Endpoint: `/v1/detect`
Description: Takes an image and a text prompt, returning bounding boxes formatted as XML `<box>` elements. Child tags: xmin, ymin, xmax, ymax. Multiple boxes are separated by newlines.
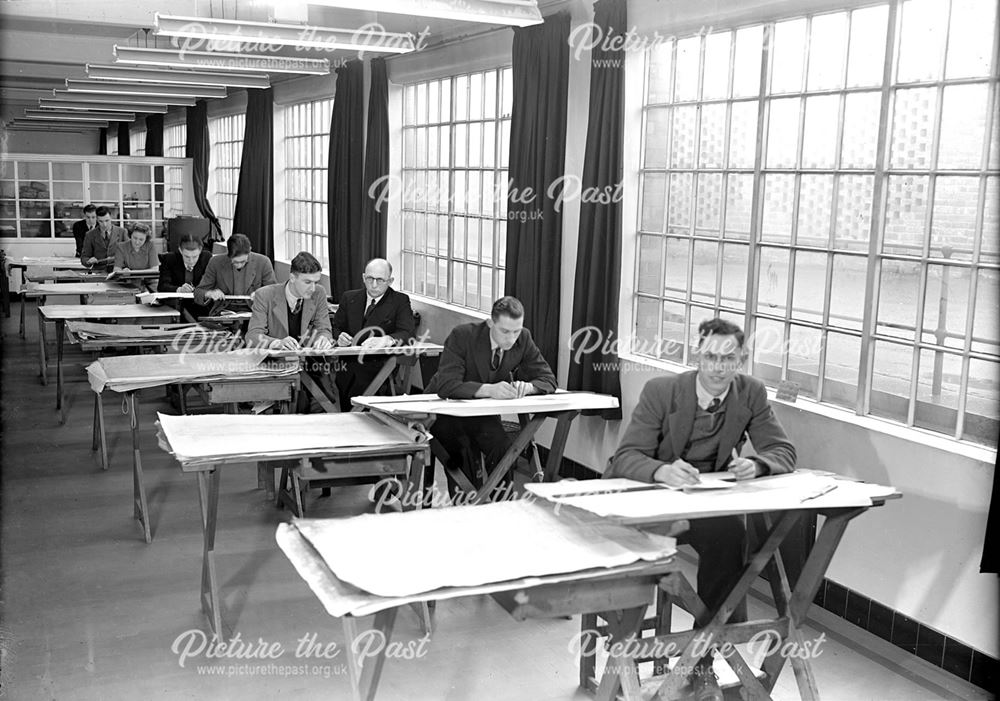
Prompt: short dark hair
<box><xmin>95</xmin><ymin>206</ymin><xmax>112</xmax><ymax>218</ymax></box>
<box><xmin>131</xmin><ymin>223</ymin><xmax>150</xmax><ymax>236</ymax></box>
<box><xmin>491</xmin><ymin>296</ymin><xmax>524</xmax><ymax>321</ymax></box>
<box><xmin>697</xmin><ymin>318</ymin><xmax>745</xmax><ymax>348</ymax></box>
<box><xmin>227</xmin><ymin>233</ymin><xmax>252</xmax><ymax>257</ymax></box>
<box><xmin>83</xmin><ymin>204</ymin><xmax>97</xmax><ymax>215</ymax></box>
<box><xmin>178</xmin><ymin>233</ymin><xmax>203</xmax><ymax>250</ymax></box>
<box><xmin>290</xmin><ymin>251</ymin><xmax>322</xmax><ymax>275</ymax></box>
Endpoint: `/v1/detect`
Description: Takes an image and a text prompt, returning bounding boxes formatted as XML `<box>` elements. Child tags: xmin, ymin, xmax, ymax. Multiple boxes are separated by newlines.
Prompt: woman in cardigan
<box><xmin>113</xmin><ymin>223</ymin><xmax>158</xmax><ymax>271</ymax></box>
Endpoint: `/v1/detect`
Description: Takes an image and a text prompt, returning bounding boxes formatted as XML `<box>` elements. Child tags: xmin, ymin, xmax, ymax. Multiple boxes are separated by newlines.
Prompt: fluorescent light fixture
<box><xmin>66</xmin><ymin>79</ymin><xmax>227</xmax><ymax>99</ymax></box>
<box><xmin>7</xmin><ymin>123</ymin><xmax>101</xmax><ymax>132</ymax></box>
<box><xmin>87</xmin><ymin>63</ymin><xmax>271</xmax><ymax>89</ymax></box>
<box><xmin>114</xmin><ymin>46</ymin><xmax>330</xmax><ymax>75</ymax></box>
<box><xmin>52</xmin><ymin>89</ymin><xmax>197</xmax><ymax>107</ymax></box>
<box><xmin>26</xmin><ymin>108</ymin><xmax>135</xmax><ymax>122</ymax></box>
<box><xmin>154</xmin><ymin>13</ymin><xmax>416</xmax><ymax>53</ymax></box>
<box><xmin>11</xmin><ymin>118</ymin><xmax>110</xmax><ymax>128</ymax></box>
<box><xmin>40</xmin><ymin>99</ymin><xmax>169</xmax><ymax>114</ymax></box>
<box><xmin>306</xmin><ymin>0</ymin><xmax>543</xmax><ymax>27</ymax></box>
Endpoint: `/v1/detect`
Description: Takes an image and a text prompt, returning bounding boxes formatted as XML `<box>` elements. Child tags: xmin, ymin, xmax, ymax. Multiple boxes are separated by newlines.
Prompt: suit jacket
<box><xmin>331</xmin><ymin>287</ymin><xmax>415</xmax><ymax>345</ymax></box>
<box><xmin>80</xmin><ymin>226</ymin><xmax>128</xmax><ymax>269</ymax></box>
<box><xmin>246</xmin><ymin>282</ymin><xmax>332</xmax><ymax>347</ymax></box>
<box><xmin>193</xmin><ymin>252</ymin><xmax>276</xmax><ymax>304</ymax></box>
<box><xmin>426</xmin><ymin>321</ymin><xmax>557</xmax><ymax>399</ymax></box>
<box><xmin>158</xmin><ymin>250</ymin><xmax>213</xmax><ymax>292</ymax></box>
<box><xmin>607</xmin><ymin>371</ymin><xmax>796</xmax><ymax>482</ymax></box>
<box><xmin>72</xmin><ymin>220</ymin><xmax>90</xmax><ymax>256</ymax></box>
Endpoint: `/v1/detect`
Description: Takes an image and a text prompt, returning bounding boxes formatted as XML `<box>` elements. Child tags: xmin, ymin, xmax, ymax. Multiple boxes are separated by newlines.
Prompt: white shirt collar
<box><xmin>695</xmin><ymin>374</ymin><xmax>731</xmax><ymax>410</ymax></box>
<box><xmin>284</xmin><ymin>282</ymin><xmax>304</xmax><ymax>309</ymax></box>
<box><xmin>366</xmin><ymin>293</ymin><xmax>384</xmax><ymax>307</ymax></box>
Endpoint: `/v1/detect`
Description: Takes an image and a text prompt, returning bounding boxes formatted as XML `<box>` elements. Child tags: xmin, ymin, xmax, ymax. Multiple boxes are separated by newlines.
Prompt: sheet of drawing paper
<box><xmin>291</xmin><ymin>499</ymin><xmax>677</xmax><ymax>597</ymax></box>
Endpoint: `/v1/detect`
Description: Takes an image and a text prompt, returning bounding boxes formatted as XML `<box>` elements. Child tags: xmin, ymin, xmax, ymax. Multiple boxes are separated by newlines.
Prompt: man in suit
<box><xmin>194</xmin><ymin>233</ymin><xmax>276</xmax><ymax>311</ymax></box>
<box><xmin>158</xmin><ymin>233</ymin><xmax>214</xmax><ymax>320</ymax></box>
<box><xmin>248</xmin><ymin>251</ymin><xmax>333</xmax><ymax>413</ymax></box>
<box><xmin>606</xmin><ymin>317</ymin><xmax>796</xmax><ymax>701</ymax></box>
<box><xmin>425</xmin><ymin>295</ymin><xmax>557</xmax><ymax>501</ymax></box>
<box><xmin>330</xmin><ymin>258</ymin><xmax>415</xmax><ymax>410</ymax></box>
<box><xmin>72</xmin><ymin>204</ymin><xmax>97</xmax><ymax>257</ymax></box>
<box><xmin>79</xmin><ymin>206</ymin><xmax>128</xmax><ymax>271</ymax></box>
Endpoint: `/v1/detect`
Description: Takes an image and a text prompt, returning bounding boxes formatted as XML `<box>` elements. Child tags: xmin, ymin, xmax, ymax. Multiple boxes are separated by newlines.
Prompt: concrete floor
<box><xmin>0</xmin><ymin>299</ymin><xmax>991</xmax><ymax>700</ymax></box>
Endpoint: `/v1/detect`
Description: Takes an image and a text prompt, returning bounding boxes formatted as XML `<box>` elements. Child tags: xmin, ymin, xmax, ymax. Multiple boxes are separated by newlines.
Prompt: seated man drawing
<box><xmin>425</xmin><ymin>295</ymin><xmax>556</xmax><ymax>502</ymax></box>
<box><xmin>606</xmin><ymin>317</ymin><xmax>796</xmax><ymax>701</ymax></box>
<box><xmin>158</xmin><ymin>233</ymin><xmax>214</xmax><ymax>320</ymax></box>
<box><xmin>247</xmin><ymin>251</ymin><xmax>334</xmax><ymax>412</ymax></box>
<box><xmin>80</xmin><ymin>206</ymin><xmax>128</xmax><ymax>272</ymax></box>
<box><xmin>194</xmin><ymin>233</ymin><xmax>276</xmax><ymax>313</ymax></box>
<box><xmin>330</xmin><ymin>258</ymin><xmax>415</xmax><ymax>410</ymax></box>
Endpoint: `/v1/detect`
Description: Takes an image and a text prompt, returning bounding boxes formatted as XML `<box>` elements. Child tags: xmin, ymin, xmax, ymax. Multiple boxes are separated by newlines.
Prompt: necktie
<box><xmin>291</xmin><ymin>299</ymin><xmax>302</xmax><ymax>314</ymax></box>
<box><xmin>364</xmin><ymin>298</ymin><xmax>377</xmax><ymax>321</ymax></box>
<box><xmin>491</xmin><ymin>347</ymin><xmax>502</xmax><ymax>371</ymax></box>
<box><xmin>706</xmin><ymin>397</ymin><xmax>721</xmax><ymax>413</ymax></box>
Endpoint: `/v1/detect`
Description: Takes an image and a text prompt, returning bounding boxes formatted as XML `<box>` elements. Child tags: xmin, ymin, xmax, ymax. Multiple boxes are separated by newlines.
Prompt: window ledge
<box><xmin>618</xmin><ymin>351</ymin><xmax>998</xmax><ymax>465</ymax></box>
<box><xmin>407</xmin><ymin>292</ymin><xmax>491</xmax><ymax>322</ymax></box>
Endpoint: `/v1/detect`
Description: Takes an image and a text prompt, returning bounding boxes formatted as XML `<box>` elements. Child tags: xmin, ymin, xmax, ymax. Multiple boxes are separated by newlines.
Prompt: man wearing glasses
<box><xmin>606</xmin><ymin>317</ymin><xmax>796</xmax><ymax>701</ymax></box>
<box><xmin>330</xmin><ymin>258</ymin><xmax>415</xmax><ymax>410</ymax></box>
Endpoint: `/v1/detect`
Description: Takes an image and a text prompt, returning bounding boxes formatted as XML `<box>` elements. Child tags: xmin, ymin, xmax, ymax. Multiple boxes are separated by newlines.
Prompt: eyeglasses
<box><xmin>364</xmin><ymin>275</ymin><xmax>389</xmax><ymax>285</ymax></box>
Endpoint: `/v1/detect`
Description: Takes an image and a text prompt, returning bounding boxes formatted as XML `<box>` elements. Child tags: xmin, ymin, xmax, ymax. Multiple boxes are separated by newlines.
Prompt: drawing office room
<box><xmin>0</xmin><ymin>0</ymin><xmax>997</xmax><ymax>699</ymax></box>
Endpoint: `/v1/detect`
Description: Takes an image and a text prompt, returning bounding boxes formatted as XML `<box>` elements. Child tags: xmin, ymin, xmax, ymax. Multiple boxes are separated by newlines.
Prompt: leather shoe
<box><xmin>690</xmin><ymin>665</ymin><xmax>723</xmax><ymax>701</ymax></box>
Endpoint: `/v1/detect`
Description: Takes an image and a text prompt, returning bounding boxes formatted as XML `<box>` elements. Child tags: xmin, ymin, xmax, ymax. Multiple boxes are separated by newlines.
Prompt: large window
<box><xmin>634</xmin><ymin>0</ymin><xmax>999</xmax><ymax>444</ymax></box>
<box><xmin>284</xmin><ymin>98</ymin><xmax>333</xmax><ymax>267</ymax></box>
<box><xmin>208</xmin><ymin>113</ymin><xmax>245</xmax><ymax>238</ymax></box>
<box><xmin>401</xmin><ymin>68</ymin><xmax>512</xmax><ymax>312</ymax></box>
<box><xmin>129</xmin><ymin>124</ymin><xmax>146</xmax><ymax>157</ymax></box>
<box><xmin>163</xmin><ymin>122</ymin><xmax>186</xmax><ymax>218</ymax></box>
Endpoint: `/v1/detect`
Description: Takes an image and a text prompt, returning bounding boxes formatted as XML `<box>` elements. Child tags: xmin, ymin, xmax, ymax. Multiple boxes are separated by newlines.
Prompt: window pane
<box><xmin>674</xmin><ymin>37</ymin><xmax>700</xmax><ymax>101</ymax></box>
<box><xmin>834</xmin><ymin>175</ymin><xmax>873</xmax><ymax>249</ymax></box>
<box><xmin>637</xmin><ymin>234</ymin><xmax>664</xmax><ymax>294</ymax></box>
<box><xmin>823</xmin><ymin>332</ymin><xmax>861</xmax><ymax>408</ymax></box>
<box><xmin>921</xmin><ymin>264</ymin><xmax>969</xmax><ymax>349</ymax></box>
<box><xmin>691</xmin><ymin>240</ymin><xmax>719</xmax><ymax>303</ymax></box>
<box><xmin>802</xmin><ymin>95</ymin><xmax>839</xmax><ymax>169</ymax></box>
<box><xmin>847</xmin><ymin>5</ymin><xmax>889</xmax><ymax>87</ymax></box>
<box><xmin>752</xmin><ymin>318</ymin><xmax>785</xmax><ymax>384</ymax></box>
<box><xmin>661</xmin><ymin>300</ymin><xmax>686</xmax><ymax>362</ymax></box>
<box><xmin>914</xmin><ymin>349</ymin><xmax>961</xmax><ymax>434</ymax></box>
<box><xmin>698</xmin><ymin>104</ymin><xmax>726</xmax><ymax>168</ymax></box>
<box><xmin>937</xmin><ymin>84</ymin><xmax>989</xmax><ymax>170</ymax></box>
<box><xmin>732</xmin><ymin>26</ymin><xmax>764</xmax><ymax>98</ymax></box>
<box><xmin>647</xmin><ymin>42</ymin><xmax>673</xmax><ymax>103</ymax></box>
<box><xmin>668</xmin><ymin>173</ymin><xmax>693</xmax><ymax>228</ymax></box>
<box><xmin>724</xmin><ymin>174</ymin><xmax>753</xmax><ymax>238</ymax></box>
<box><xmin>664</xmin><ymin>237</ymin><xmax>690</xmax><ymax>293</ymax></box>
<box><xmin>931</xmin><ymin>176</ymin><xmax>979</xmax><ymax>259</ymax></box>
<box><xmin>807</xmin><ymin>13</ymin><xmax>848</xmax><ymax>91</ymax></box>
<box><xmin>947</xmin><ymin>0</ymin><xmax>997</xmax><ymax>79</ymax></box>
<box><xmin>897</xmin><ymin>0</ymin><xmax>948</xmax><ymax>83</ymax></box>
<box><xmin>791</xmin><ymin>251</ymin><xmax>827</xmax><ymax>323</ymax></box>
<box><xmin>770</xmin><ymin>19</ymin><xmax>807</xmax><ymax>93</ymax></box>
<box><xmin>890</xmin><ymin>88</ymin><xmax>937</xmax><ymax>170</ymax></box>
<box><xmin>876</xmin><ymin>260</ymin><xmax>921</xmax><ymax>339</ymax></box>
<box><xmin>720</xmin><ymin>243</ymin><xmax>748</xmax><ymax>308</ymax></box>
<box><xmin>788</xmin><ymin>324</ymin><xmax>821</xmax><ymax>397</ymax></box>
<box><xmin>644</xmin><ymin>108</ymin><xmax>669</xmax><ymax>168</ymax></box>
<box><xmin>670</xmin><ymin>105</ymin><xmax>697</xmax><ymax>168</ymax></box>
<box><xmin>728</xmin><ymin>101</ymin><xmax>759</xmax><ymax>169</ymax></box>
<box><xmin>841</xmin><ymin>91</ymin><xmax>881</xmax><ymax>169</ymax></box>
<box><xmin>829</xmin><ymin>254</ymin><xmax>867</xmax><ymax>331</ymax></box>
<box><xmin>695</xmin><ymin>173</ymin><xmax>723</xmax><ymax>232</ymax></box>
<box><xmin>635</xmin><ymin>296</ymin><xmax>662</xmax><ymax>353</ymax></box>
<box><xmin>964</xmin><ymin>358</ymin><xmax>1000</xmax><ymax>443</ymax></box>
<box><xmin>870</xmin><ymin>340</ymin><xmax>913</xmax><ymax>421</ymax></box>
<box><xmin>758</xmin><ymin>247</ymin><xmax>790</xmax><ymax>315</ymax></box>
<box><xmin>702</xmin><ymin>31</ymin><xmax>731</xmax><ymax>100</ymax></box>
<box><xmin>640</xmin><ymin>173</ymin><xmax>666</xmax><ymax>231</ymax></box>
<box><xmin>797</xmin><ymin>175</ymin><xmax>834</xmax><ymax>246</ymax></box>
<box><xmin>972</xmin><ymin>268</ymin><xmax>1000</xmax><ymax>355</ymax></box>
<box><xmin>761</xmin><ymin>174</ymin><xmax>795</xmax><ymax>243</ymax></box>
<box><xmin>766</xmin><ymin>98</ymin><xmax>800</xmax><ymax>168</ymax></box>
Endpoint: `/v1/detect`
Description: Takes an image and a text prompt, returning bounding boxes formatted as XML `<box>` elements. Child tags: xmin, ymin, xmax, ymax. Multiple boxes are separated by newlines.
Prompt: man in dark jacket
<box><xmin>426</xmin><ymin>295</ymin><xmax>557</xmax><ymax>500</ymax></box>
<box><xmin>607</xmin><ymin>317</ymin><xmax>796</xmax><ymax>701</ymax></box>
<box><xmin>158</xmin><ymin>233</ymin><xmax>213</xmax><ymax>320</ymax></box>
<box><xmin>330</xmin><ymin>258</ymin><xmax>415</xmax><ymax>410</ymax></box>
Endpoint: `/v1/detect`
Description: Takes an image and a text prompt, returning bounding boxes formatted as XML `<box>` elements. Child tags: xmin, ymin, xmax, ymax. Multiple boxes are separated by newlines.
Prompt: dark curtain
<box><xmin>98</xmin><ymin>127</ymin><xmax>107</xmax><ymax>155</ymax></box>
<box><xmin>232</xmin><ymin>88</ymin><xmax>274</xmax><ymax>260</ymax></box>
<box><xmin>117</xmin><ymin>122</ymin><xmax>130</xmax><ymax>156</ymax></box>
<box><xmin>185</xmin><ymin>100</ymin><xmax>222</xmax><ymax>240</ymax></box>
<box><xmin>360</xmin><ymin>57</ymin><xmax>389</xmax><ymax>260</ymax></box>
<box><xmin>505</xmin><ymin>13</ymin><xmax>570</xmax><ymax>373</ymax></box>
<box><xmin>327</xmin><ymin>60</ymin><xmax>365</xmax><ymax>300</ymax></box>
<box><xmin>144</xmin><ymin>114</ymin><xmax>164</xmax><ymax>157</ymax></box>
<box><xmin>566</xmin><ymin>0</ymin><xmax>625</xmax><ymax>420</ymax></box>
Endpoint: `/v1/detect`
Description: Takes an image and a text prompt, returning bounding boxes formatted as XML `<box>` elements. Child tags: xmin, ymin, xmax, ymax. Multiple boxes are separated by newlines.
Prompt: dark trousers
<box><xmin>680</xmin><ymin>515</ymin><xmax>749</xmax><ymax>625</ymax></box>
<box><xmin>428</xmin><ymin>415</ymin><xmax>512</xmax><ymax>502</ymax></box>
<box><xmin>297</xmin><ymin>358</ymin><xmax>336</xmax><ymax>414</ymax></box>
<box><xmin>335</xmin><ymin>360</ymin><xmax>383</xmax><ymax>412</ymax></box>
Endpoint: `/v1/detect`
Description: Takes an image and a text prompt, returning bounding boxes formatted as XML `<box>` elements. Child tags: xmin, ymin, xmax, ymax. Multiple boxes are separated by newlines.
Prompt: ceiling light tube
<box><xmin>87</xmin><ymin>63</ymin><xmax>270</xmax><ymax>89</ymax></box>
<box><xmin>66</xmin><ymin>79</ymin><xmax>227</xmax><ymax>99</ymax></box>
<box><xmin>40</xmin><ymin>99</ymin><xmax>169</xmax><ymax>114</ymax></box>
<box><xmin>8</xmin><ymin>123</ymin><xmax>102</xmax><ymax>132</ymax></box>
<box><xmin>305</xmin><ymin>0</ymin><xmax>543</xmax><ymax>27</ymax></box>
<box><xmin>27</xmin><ymin>109</ymin><xmax>136</xmax><ymax>122</ymax></box>
<box><xmin>114</xmin><ymin>46</ymin><xmax>330</xmax><ymax>75</ymax></box>
<box><xmin>153</xmin><ymin>13</ymin><xmax>416</xmax><ymax>53</ymax></box>
<box><xmin>52</xmin><ymin>89</ymin><xmax>197</xmax><ymax>107</ymax></box>
<box><xmin>12</xmin><ymin>118</ymin><xmax>110</xmax><ymax>128</ymax></box>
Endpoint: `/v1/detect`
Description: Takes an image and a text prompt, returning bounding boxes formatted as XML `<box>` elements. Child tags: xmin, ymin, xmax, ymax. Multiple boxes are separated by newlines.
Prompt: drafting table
<box><xmin>38</xmin><ymin>304</ymin><xmax>180</xmax><ymax>423</ymax></box>
<box><xmin>23</xmin><ymin>280</ymin><xmax>138</xmax><ymax>343</ymax></box>
<box><xmin>158</xmin><ymin>411</ymin><xmax>431</xmax><ymax>635</ymax></box>
<box><xmin>353</xmin><ymin>391</ymin><xmax>620</xmax><ymax>504</ymax></box>
<box><xmin>275</xmin><ymin>498</ymin><xmax>679</xmax><ymax>701</ymax></box>
<box><xmin>266</xmin><ymin>342</ymin><xmax>445</xmax><ymax>413</ymax></box>
<box><xmin>526</xmin><ymin>472</ymin><xmax>901</xmax><ymax>701</ymax></box>
<box><xmin>87</xmin><ymin>352</ymin><xmax>301</xmax><ymax>543</ymax></box>
<box><xmin>17</xmin><ymin>270</ymin><xmax>109</xmax><ymax>337</ymax></box>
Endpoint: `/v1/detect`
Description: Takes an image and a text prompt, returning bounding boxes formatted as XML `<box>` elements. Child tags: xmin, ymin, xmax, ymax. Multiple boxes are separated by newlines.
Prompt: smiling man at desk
<box><xmin>426</xmin><ymin>295</ymin><xmax>557</xmax><ymax>501</ymax></box>
<box><xmin>606</xmin><ymin>317</ymin><xmax>796</xmax><ymax>701</ymax></box>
